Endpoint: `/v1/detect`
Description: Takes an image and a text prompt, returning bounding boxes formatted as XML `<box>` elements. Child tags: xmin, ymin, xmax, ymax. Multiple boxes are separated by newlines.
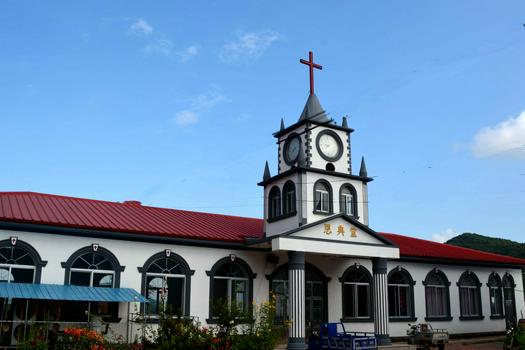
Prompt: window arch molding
<box><xmin>313</xmin><ymin>179</ymin><xmax>333</xmax><ymax>214</ymax></box>
<box><xmin>387</xmin><ymin>267</ymin><xmax>416</xmax><ymax>322</ymax></box>
<box><xmin>0</xmin><ymin>239</ymin><xmax>47</xmax><ymax>284</ymax></box>
<box><xmin>339</xmin><ymin>264</ymin><xmax>373</xmax><ymax>322</ymax></box>
<box><xmin>138</xmin><ymin>251</ymin><xmax>195</xmax><ymax>316</ymax></box>
<box><xmin>282</xmin><ymin>180</ymin><xmax>297</xmax><ymax>216</ymax></box>
<box><xmin>206</xmin><ymin>256</ymin><xmax>257</xmax><ymax>322</ymax></box>
<box><xmin>339</xmin><ymin>183</ymin><xmax>358</xmax><ymax>217</ymax></box>
<box><xmin>487</xmin><ymin>272</ymin><xmax>504</xmax><ymax>319</ymax></box>
<box><xmin>61</xmin><ymin>245</ymin><xmax>125</xmax><ymax>287</ymax></box>
<box><xmin>268</xmin><ymin>186</ymin><xmax>281</xmax><ymax>220</ymax></box>
<box><xmin>457</xmin><ymin>271</ymin><xmax>483</xmax><ymax>320</ymax></box>
<box><xmin>423</xmin><ymin>269</ymin><xmax>452</xmax><ymax>321</ymax></box>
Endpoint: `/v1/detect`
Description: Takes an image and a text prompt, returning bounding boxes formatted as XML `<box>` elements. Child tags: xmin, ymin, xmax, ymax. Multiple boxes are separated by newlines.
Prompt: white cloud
<box><xmin>177</xmin><ymin>45</ymin><xmax>199</xmax><ymax>62</ymax></box>
<box><xmin>173</xmin><ymin>110</ymin><xmax>199</xmax><ymax>126</ymax></box>
<box><xmin>171</xmin><ymin>90</ymin><xmax>228</xmax><ymax>127</ymax></box>
<box><xmin>143</xmin><ymin>38</ymin><xmax>174</xmax><ymax>56</ymax></box>
<box><xmin>220</xmin><ymin>30</ymin><xmax>279</xmax><ymax>63</ymax></box>
<box><xmin>471</xmin><ymin>110</ymin><xmax>525</xmax><ymax>159</ymax></box>
<box><xmin>127</xmin><ymin>19</ymin><xmax>153</xmax><ymax>37</ymax></box>
<box><xmin>432</xmin><ymin>228</ymin><xmax>458</xmax><ymax>243</ymax></box>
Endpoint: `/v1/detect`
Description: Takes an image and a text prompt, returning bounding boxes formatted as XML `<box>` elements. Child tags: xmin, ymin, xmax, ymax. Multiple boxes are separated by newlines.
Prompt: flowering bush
<box><xmin>54</xmin><ymin>327</ymin><xmax>142</xmax><ymax>350</ymax></box>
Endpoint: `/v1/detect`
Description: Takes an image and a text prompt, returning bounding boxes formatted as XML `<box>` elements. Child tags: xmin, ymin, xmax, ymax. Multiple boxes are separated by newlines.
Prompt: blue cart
<box><xmin>308</xmin><ymin>322</ymin><xmax>377</xmax><ymax>350</ymax></box>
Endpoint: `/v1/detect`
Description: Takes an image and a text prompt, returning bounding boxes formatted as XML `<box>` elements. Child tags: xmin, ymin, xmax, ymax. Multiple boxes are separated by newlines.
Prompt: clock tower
<box><xmin>259</xmin><ymin>52</ymin><xmax>373</xmax><ymax>237</ymax></box>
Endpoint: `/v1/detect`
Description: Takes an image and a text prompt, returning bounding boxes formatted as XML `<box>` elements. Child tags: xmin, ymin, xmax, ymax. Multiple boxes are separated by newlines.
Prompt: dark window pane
<box><xmin>70</xmin><ymin>271</ymin><xmax>91</xmax><ymax>286</ymax></box>
<box><xmin>342</xmin><ymin>284</ymin><xmax>354</xmax><ymax>318</ymax></box>
<box><xmin>212</xmin><ymin>278</ymin><xmax>228</xmax><ymax>302</ymax></box>
<box><xmin>388</xmin><ymin>286</ymin><xmax>398</xmax><ymax>317</ymax></box>
<box><xmin>166</xmin><ymin>277</ymin><xmax>184</xmax><ymax>314</ymax></box>
<box><xmin>357</xmin><ymin>285</ymin><xmax>369</xmax><ymax>317</ymax></box>
<box><xmin>232</xmin><ymin>280</ymin><xmax>247</xmax><ymax>312</ymax></box>
<box><xmin>399</xmin><ymin>286</ymin><xmax>409</xmax><ymax>316</ymax></box>
<box><xmin>11</xmin><ymin>268</ymin><xmax>34</xmax><ymax>283</ymax></box>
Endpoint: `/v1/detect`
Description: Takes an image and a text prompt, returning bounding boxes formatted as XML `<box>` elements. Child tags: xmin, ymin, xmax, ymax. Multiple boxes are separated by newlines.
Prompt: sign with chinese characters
<box><xmin>323</xmin><ymin>223</ymin><xmax>358</xmax><ymax>238</ymax></box>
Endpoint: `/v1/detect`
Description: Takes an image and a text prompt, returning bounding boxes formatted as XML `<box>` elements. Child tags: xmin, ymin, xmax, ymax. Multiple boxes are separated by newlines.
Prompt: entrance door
<box><xmin>269</xmin><ymin>264</ymin><xmax>327</xmax><ymax>334</ymax></box>
<box><xmin>305</xmin><ymin>281</ymin><xmax>324</xmax><ymax>333</ymax></box>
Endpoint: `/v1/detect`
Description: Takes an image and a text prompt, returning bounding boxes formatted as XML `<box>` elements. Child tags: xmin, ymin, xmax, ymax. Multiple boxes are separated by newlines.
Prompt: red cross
<box><xmin>300</xmin><ymin>51</ymin><xmax>322</xmax><ymax>95</ymax></box>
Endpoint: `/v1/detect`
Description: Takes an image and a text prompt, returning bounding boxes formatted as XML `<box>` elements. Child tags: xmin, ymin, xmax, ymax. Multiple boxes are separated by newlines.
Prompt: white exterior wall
<box><xmin>1</xmin><ymin>228</ymin><xmax>522</xmax><ymax>339</ymax></box>
<box><xmin>0</xmin><ymin>229</ymin><xmax>272</xmax><ymax>329</ymax></box>
<box><xmin>265</xmin><ymin>172</ymin><xmax>301</xmax><ymax>236</ymax></box>
<box><xmin>305</xmin><ymin>172</ymin><xmax>367</xmax><ymax>225</ymax></box>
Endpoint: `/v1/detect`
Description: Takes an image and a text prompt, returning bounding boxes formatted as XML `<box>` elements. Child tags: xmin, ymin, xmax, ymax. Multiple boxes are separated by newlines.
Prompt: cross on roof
<box><xmin>300</xmin><ymin>51</ymin><xmax>322</xmax><ymax>95</ymax></box>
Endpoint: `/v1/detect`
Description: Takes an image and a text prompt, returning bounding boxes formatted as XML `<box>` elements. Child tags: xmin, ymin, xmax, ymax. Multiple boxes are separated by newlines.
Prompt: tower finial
<box><xmin>280</xmin><ymin>118</ymin><xmax>285</xmax><ymax>131</ymax></box>
<box><xmin>342</xmin><ymin>116</ymin><xmax>348</xmax><ymax>128</ymax></box>
<box><xmin>359</xmin><ymin>156</ymin><xmax>368</xmax><ymax>177</ymax></box>
<box><xmin>263</xmin><ymin>161</ymin><xmax>271</xmax><ymax>181</ymax></box>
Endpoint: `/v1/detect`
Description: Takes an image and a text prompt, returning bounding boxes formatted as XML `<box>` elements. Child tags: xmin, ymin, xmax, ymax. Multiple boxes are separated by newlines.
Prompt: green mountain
<box><xmin>445</xmin><ymin>233</ymin><xmax>525</xmax><ymax>260</ymax></box>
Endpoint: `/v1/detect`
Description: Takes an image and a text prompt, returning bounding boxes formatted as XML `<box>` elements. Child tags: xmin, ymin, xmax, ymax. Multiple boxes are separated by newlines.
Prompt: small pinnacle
<box><xmin>342</xmin><ymin>116</ymin><xmax>348</xmax><ymax>128</ymax></box>
<box><xmin>280</xmin><ymin>118</ymin><xmax>285</xmax><ymax>131</ymax></box>
<box><xmin>359</xmin><ymin>156</ymin><xmax>368</xmax><ymax>177</ymax></box>
<box><xmin>263</xmin><ymin>161</ymin><xmax>271</xmax><ymax>181</ymax></box>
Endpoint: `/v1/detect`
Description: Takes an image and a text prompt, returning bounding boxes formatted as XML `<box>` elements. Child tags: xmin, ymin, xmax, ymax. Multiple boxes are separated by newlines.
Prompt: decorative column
<box><xmin>288</xmin><ymin>251</ymin><xmax>307</xmax><ymax>350</ymax></box>
<box><xmin>372</xmin><ymin>258</ymin><xmax>391</xmax><ymax>346</ymax></box>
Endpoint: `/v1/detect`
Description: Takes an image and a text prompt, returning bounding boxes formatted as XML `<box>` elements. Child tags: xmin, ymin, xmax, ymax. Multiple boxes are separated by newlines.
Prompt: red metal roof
<box><xmin>380</xmin><ymin>232</ymin><xmax>525</xmax><ymax>266</ymax></box>
<box><xmin>0</xmin><ymin>192</ymin><xmax>263</xmax><ymax>243</ymax></box>
<box><xmin>0</xmin><ymin>192</ymin><xmax>523</xmax><ymax>266</ymax></box>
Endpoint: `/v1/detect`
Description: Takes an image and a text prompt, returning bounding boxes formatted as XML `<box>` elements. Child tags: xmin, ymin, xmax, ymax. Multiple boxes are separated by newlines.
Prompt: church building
<box><xmin>0</xmin><ymin>52</ymin><xmax>523</xmax><ymax>349</ymax></box>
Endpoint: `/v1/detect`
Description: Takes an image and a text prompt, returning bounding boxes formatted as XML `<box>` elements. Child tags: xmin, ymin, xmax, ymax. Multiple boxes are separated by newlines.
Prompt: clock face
<box><xmin>316</xmin><ymin>131</ymin><xmax>342</xmax><ymax>161</ymax></box>
<box><xmin>284</xmin><ymin>134</ymin><xmax>301</xmax><ymax>165</ymax></box>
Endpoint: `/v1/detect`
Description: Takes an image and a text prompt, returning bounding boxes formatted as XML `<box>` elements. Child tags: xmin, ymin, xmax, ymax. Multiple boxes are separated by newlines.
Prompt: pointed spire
<box><xmin>263</xmin><ymin>161</ymin><xmax>271</xmax><ymax>181</ymax></box>
<box><xmin>359</xmin><ymin>156</ymin><xmax>368</xmax><ymax>178</ymax></box>
<box><xmin>342</xmin><ymin>116</ymin><xmax>348</xmax><ymax>128</ymax></box>
<box><xmin>280</xmin><ymin>118</ymin><xmax>285</xmax><ymax>131</ymax></box>
<box><xmin>298</xmin><ymin>93</ymin><xmax>330</xmax><ymax>123</ymax></box>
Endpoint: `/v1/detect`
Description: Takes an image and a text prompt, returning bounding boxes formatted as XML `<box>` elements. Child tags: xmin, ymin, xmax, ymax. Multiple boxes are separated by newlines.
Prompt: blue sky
<box><xmin>1</xmin><ymin>1</ymin><xmax>524</xmax><ymax>242</ymax></box>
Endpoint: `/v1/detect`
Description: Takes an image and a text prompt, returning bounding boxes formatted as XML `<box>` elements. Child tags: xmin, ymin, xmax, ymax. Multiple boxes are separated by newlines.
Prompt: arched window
<box><xmin>388</xmin><ymin>267</ymin><xmax>415</xmax><ymax>321</ymax></box>
<box><xmin>340</xmin><ymin>264</ymin><xmax>372</xmax><ymax>320</ymax></box>
<box><xmin>0</xmin><ymin>239</ymin><xmax>46</xmax><ymax>284</ymax></box>
<box><xmin>62</xmin><ymin>245</ymin><xmax>124</xmax><ymax>321</ymax></box>
<box><xmin>423</xmin><ymin>269</ymin><xmax>451</xmax><ymax>321</ymax></box>
<box><xmin>502</xmin><ymin>273</ymin><xmax>517</xmax><ymax>326</ymax></box>
<box><xmin>268</xmin><ymin>186</ymin><xmax>281</xmax><ymax>219</ymax></box>
<box><xmin>457</xmin><ymin>271</ymin><xmax>482</xmax><ymax>319</ymax></box>
<box><xmin>487</xmin><ymin>273</ymin><xmax>503</xmax><ymax>318</ymax></box>
<box><xmin>282</xmin><ymin>181</ymin><xmax>296</xmax><ymax>215</ymax></box>
<box><xmin>138</xmin><ymin>251</ymin><xmax>194</xmax><ymax>316</ymax></box>
<box><xmin>339</xmin><ymin>184</ymin><xmax>357</xmax><ymax>217</ymax></box>
<box><xmin>207</xmin><ymin>256</ymin><xmax>256</xmax><ymax>320</ymax></box>
<box><xmin>314</xmin><ymin>180</ymin><xmax>332</xmax><ymax>214</ymax></box>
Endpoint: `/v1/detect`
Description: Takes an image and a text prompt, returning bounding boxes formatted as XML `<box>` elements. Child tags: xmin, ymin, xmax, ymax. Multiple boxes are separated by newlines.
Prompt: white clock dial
<box><xmin>318</xmin><ymin>133</ymin><xmax>339</xmax><ymax>159</ymax></box>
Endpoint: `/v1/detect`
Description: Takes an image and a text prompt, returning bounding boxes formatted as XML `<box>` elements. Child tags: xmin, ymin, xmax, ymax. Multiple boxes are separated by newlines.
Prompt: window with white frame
<box><xmin>458</xmin><ymin>271</ymin><xmax>482</xmax><ymax>318</ymax></box>
<box><xmin>388</xmin><ymin>269</ymin><xmax>414</xmax><ymax>319</ymax></box>
<box><xmin>424</xmin><ymin>270</ymin><xmax>450</xmax><ymax>319</ymax></box>
<box><xmin>0</xmin><ymin>244</ymin><xmax>36</xmax><ymax>283</ymax></box>
<box><xmin>145</xmin><ymin>256</ymin><xmax>187</xmax><ymax>316</ymax></box>
<box><xmin>314</xmin><ymin>181</ymin><xmax>331</xmax><ymax>213</ymax></box>
<box><xmin>341</xmin><ymin>265</ymin><xmax>371</xmax><ymax>319</ymax></box>
<box><xmin>69</xmin><ymin>252</ymin><xmax>115</xmax><ymax>288</ymax></box>
<box><xmin>339</xmin><ymin>184</ymin><xmax>357</xmax><ymax>217</ymax></box>
<box><xmin>209</xmin><ymin>257</ymin><xmax>254</xmax><ymax>318</ymax></box>
<box><xmin>488</xmin><ymin>273</ymin><xmax>503</xmax><ymax>318</ymax></box>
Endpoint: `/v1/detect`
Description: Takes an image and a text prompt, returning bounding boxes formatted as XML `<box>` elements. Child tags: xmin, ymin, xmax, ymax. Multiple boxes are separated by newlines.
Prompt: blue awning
<box><xmin>0</xmin><ymin>282</ymin><xmax>147</xmax><ymax>303</ymax></box>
